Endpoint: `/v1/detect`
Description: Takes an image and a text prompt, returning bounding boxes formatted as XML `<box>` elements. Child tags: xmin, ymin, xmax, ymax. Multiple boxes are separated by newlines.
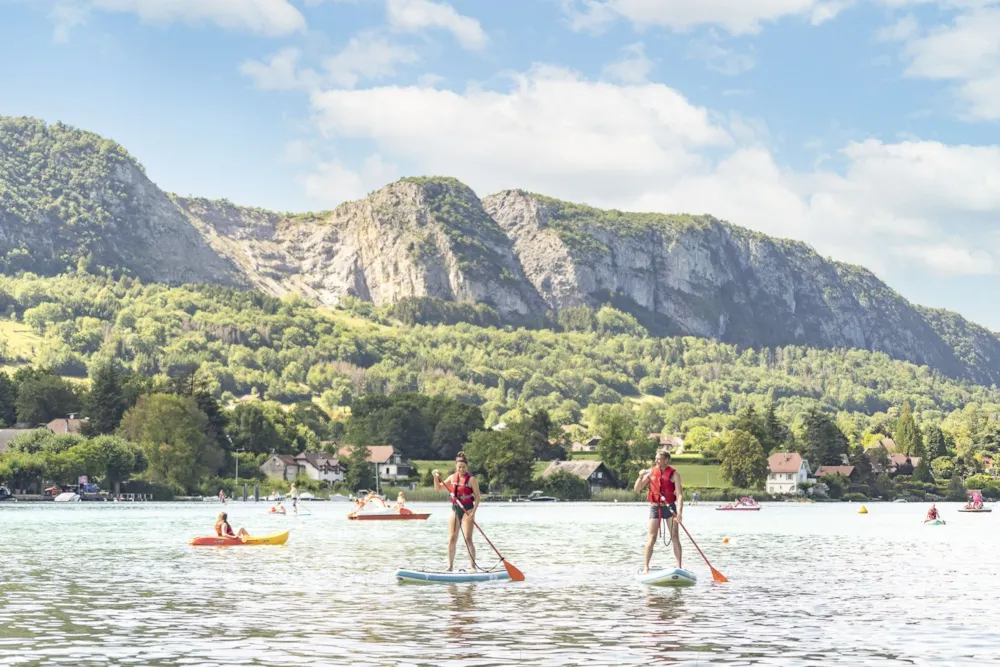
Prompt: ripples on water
<box><xmin>0</xmin><ymin>501</ymin><xmax>994</xmax><ymax>666</ymax></box>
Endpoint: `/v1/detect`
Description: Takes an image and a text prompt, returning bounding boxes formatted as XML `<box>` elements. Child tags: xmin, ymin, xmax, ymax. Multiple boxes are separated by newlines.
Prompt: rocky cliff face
<box><xmin>0</xmin><ymin>117</ymin><xmax>244</xmax><ymax>286</ymax></box>
<box><xmin>177</xmin><ymin>177</ymin><xmax>545</xmax><ymax>316</ymax></box>
<box><xmin>3</xmin><ymin>116</ymin><xmax>1000</xmax><ymax>383</ymax></box>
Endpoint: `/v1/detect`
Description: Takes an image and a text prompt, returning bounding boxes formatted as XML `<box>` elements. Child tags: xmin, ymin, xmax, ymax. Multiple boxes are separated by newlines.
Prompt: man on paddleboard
<box><xmin>433</xmin><ymin>451</ymin><xmax>481</xmax><ymax>572</ymax></box>
<box><xmin>635</xmin><ymin>449</ymin><xmax>683</xmax><ymax>573</ymax></box>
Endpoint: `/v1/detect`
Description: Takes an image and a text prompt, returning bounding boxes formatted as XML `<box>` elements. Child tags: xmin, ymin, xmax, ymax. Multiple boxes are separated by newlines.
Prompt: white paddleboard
<box><xmin>636</xmin><ymin>567</ymin><xmax>697</xmax><ymax>587</ymax></box>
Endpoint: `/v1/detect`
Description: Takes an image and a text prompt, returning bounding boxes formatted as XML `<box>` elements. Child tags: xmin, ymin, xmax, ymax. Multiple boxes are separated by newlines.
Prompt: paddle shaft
<box><xmin>679</xmin><ymin>521</ymin><xmax>728</xmax><ymax>582</ymax></box>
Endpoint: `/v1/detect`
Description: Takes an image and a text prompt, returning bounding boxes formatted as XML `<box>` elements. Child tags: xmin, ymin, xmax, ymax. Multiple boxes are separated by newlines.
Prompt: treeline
<box><xmin>3</xmin><ymin>273</ymin><xmax>999</xmax><ymax>437</ymax></box>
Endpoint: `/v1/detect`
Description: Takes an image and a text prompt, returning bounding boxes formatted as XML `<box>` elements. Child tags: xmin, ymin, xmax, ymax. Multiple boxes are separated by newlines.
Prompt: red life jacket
<box><xmin>451</xmin><ymin>472</ymin><xmax>475</xmax><ymax>509</ymax></box>
<box><xmin>648</xmin><ymin>466</ymin><xmax>677</xmax><ymax>505</ymax></box>
<box><xmin>216</xmin><ymin>522</ymin><xmax>234</xmax><ymax>537</ymax></box>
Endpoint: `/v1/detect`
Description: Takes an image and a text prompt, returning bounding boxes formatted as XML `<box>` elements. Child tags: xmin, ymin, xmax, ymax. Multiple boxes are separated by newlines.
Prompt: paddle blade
<box><xmin>503</xmin><ymin>559</ymin><xmax>526</xmax><ymax>582</ymax></box>
<box><xmin>710</xmin><ymin>567</ymin><xmax>728</xmax><ymax>583</ymax></box>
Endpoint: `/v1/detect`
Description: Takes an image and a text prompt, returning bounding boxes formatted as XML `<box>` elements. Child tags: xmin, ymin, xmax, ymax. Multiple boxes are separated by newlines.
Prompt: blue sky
<box><xmin>3</xmin><ymin>0</ymin><xmax>1000</xmax><ymax>328</ymax></box>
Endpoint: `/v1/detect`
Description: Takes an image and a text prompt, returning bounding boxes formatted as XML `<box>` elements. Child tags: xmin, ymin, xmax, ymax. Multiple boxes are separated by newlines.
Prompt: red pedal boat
<box><xmin>716</xmin><ymin>497</ymin><xmax>762</xmax><ymax>511</ymax></box>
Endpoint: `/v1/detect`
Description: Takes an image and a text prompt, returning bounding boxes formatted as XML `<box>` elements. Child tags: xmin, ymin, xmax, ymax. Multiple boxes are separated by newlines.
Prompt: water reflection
<box><xmin>1</xmin><ymin>502</ymin><xmax>997</xmax><ymax>665</ymax></box>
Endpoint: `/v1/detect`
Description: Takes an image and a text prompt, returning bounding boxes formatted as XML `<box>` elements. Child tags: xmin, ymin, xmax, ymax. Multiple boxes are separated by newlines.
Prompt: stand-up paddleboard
<box><xmin>394</xmin><ymin>568</ymin><xmax>512</xmax><ymax>583</ymax></box>
<box><xmin>924</xmin><ymin>519</ymin><xmax>946</xmax><ymax>526</ymax></box>
<box><xmin>636</xmin><ymin>567</ymin><xmax>697</xmax><ymax>587</ymax></box>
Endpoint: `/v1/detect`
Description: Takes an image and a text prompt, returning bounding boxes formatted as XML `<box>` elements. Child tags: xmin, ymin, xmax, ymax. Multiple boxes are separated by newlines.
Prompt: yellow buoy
<box><xmin>858</xmin><ymin>505</ymin><xmax>868</xmax><ymax>514</ymax></box>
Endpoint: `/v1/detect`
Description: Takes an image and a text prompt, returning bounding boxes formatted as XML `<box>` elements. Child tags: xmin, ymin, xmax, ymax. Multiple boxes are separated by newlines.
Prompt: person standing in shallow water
<box><xmin>634</xmin><ymin>449</ymin><xmax>683</xmax><ymax>573</ymax></box>
<box><xmin>433</xmin><ymin>451</ymin><xmax>481</xmax><ymax>571</ymax></box>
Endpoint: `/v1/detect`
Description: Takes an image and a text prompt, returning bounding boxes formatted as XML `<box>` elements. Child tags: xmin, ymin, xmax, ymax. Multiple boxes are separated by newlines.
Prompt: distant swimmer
<box><xmin>635</xmin><ymin>449</ymin><xmax>683</xmax><ymax>573</ymax></box>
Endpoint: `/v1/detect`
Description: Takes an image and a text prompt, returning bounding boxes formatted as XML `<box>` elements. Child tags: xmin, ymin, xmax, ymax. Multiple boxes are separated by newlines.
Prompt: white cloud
<box><xmin>896</xmin><ymin>6</ymin><xmax>1000</xmax><ymax>120</ymax></box>
<box><xmin>687</xmin><ymin>39</ymin><xmax>756</xmax><ymax>75</ymax></box>
<box><xmin>241</xmin><ymin>34</ymin><xmax>419</xmax><ymax>91</ymax></box>
<box><xmin>602</xmin><ymin>43</ymin><xmax>653</xmax><ymax>83</ymax></box>
<box><xmin>386</xmin><ymin>0</ymin><xmax>487</xmax><ymax>50</ymax></box>
<box><xmin>323</xmin><ymin>32</ymin><xmax>420</xmax><ymax>88</ymax></box>
<box><xmin>50</xmin><ymin>2</ymin><xmax>88</xmax><ymax>42</ymax></box>
<box><xmin>301</xmin><ymin>154</ymin><xmax>399</xmax><ymax>203</ymax></box>
<box><xmin>241</xmin><ymin>48</ymin><xmax>312</xmax><ymax>91</ymax></box>
<box><xmin>875</xmin><ymin>13</ymin><xmax>918</xmax><ymax>42</ymax></box>
<box><xmin>89</xmin><ymin>0</ymin><xmax>305</xmax><ymax>36</ymax></box>
<box><xmin>564</xmin><ymin>0</ymin><xmax>847</xmax><ymax>35</ymax></box>
<box><xmin>281</xmin><ymin>140</ymin><xmax>315</xmax><ymax>165</ymax></box>
<box><xmin>306</xmin><ymin>66</ymin><xmax>1000</xmax><ymax>277</ymax></box>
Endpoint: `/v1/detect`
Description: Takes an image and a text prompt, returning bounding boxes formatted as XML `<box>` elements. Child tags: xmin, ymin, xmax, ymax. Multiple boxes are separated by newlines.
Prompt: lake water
<box><xmin>0</xmin><ymin>500</ymin><xmax>994</xmax><ymax>666</ymax></box>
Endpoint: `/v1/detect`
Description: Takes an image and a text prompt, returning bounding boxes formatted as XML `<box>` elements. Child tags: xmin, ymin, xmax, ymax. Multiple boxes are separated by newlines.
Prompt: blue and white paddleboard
<box><xmin>636</xmin><ymin>567</ymin><xmax>697</xmax><ymax>587</ymax></box>
<box><xmin>395</xmin><ymin>568</ymin><xmax>512</xmax><ymax>583</ymax></box>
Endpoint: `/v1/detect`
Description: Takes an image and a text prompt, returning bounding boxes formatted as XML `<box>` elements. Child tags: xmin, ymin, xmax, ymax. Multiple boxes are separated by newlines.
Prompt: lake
<box><xmin>0</xmin><ymin>500</ymin><xmax>994</xmax><ymax>666</ymax></box>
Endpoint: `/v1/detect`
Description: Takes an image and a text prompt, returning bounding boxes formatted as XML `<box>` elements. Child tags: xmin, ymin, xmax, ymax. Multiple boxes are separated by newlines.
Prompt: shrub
<box><xmin>842</xmin><ymin>492</ymin><xmax>868</xmax><ymax>502</ymax></box>
<box><xmin>540</xmin><ymin>470</ymin><xmax>591</xmax><ymax>500</ymax></box>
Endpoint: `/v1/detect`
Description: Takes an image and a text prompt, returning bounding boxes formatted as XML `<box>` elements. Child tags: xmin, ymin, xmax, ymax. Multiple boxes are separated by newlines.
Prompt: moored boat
<box><xmin>716</xmin><ymin>497</ymin><xmax>762</xmax><ymax>511</ymax></box>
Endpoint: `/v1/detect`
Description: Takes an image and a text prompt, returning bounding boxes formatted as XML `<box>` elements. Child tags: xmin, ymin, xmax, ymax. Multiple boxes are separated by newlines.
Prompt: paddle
<box><xmin>679</xmin><ymin>522</ymin><xmax>728</xmax><ymax>583</ymax></box>
<box><xmin>437</xmin><ymin>471</ymin><xmax>525</xmax><ymax>582</ymax></box>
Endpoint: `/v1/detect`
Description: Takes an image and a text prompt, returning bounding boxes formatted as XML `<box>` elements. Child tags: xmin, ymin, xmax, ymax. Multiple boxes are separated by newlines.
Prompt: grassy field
<box><xmin>0</xmin><ymin>319</ymin><xmax>43</xmax><ymax>360</ymax></box>
<box><xmin>412</xmin><ymin>460</ymin><xmax>725</xmax><ymax>488</ymax></box>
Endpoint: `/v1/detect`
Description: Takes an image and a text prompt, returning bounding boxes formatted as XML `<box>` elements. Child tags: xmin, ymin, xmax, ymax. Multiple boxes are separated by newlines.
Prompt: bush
<box><xmin>964</xmin><ymin>473</ymin><xmax>993</xmax><ymax>490</ymax></box>
<box><xmin>120</xmin><ymin>480</ymin><xmax>174</xmax><ymax>501</ymax></box>
<box><xmin>842</xmin><ymin>492</ymin><xmax>868</xmax><ymax>502</ymax></box>
<box><xmin>540</xmin><ymin>470</ymin><xmax>591</xmax><ymax>500</ymax></box>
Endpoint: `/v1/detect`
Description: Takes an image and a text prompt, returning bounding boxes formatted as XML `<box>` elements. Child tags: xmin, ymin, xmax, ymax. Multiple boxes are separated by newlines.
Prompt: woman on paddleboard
<box><xmin>433</xmin><ymin>451</ymin><xmax>481</xmax><ymax>572</ymax></box>
<box><xmin>634</xmin><ymin>449</ymin><xmax>683</xmax><ymax>573</ymax></box>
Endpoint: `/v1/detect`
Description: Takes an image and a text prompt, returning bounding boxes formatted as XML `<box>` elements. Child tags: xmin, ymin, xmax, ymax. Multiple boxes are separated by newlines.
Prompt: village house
<box><xmin>46</xmin><ymin>416</ymin><xmax>88</xmax><ymax>435</ymax></box>
<box><xmin>294</xmin><ymin>452</ymin><xmax>344</xmax><ymax>484</ymax></box>
<box><xmin>766</xmin><ymin>452</ymin><xmax>811</xmax><ymax>495</ymax></box>
<box><xmin>814</xmin><ymin>465</ymin><xmax>858</xmax><ymax>483</ymax></box>
<box><xmin>648</xmin><ymin>433</ymin><xmax>684</xmax><ymax>453</ymax></box>
<box><xmin>570</xmin><ymin>436</ymin><xmax>602</xmax><ymax>453</ymax></box>
<box><xmin>541</xmin><ymin>460</ymin><xmax>617</xmax><ymax>495</ymax></box>
<box><xmin>260</xmin><ymin>455</ymin><xmax>302</xmax><ymax>482</ymax></box>
<box><xmin>337</xmin><ymin>445</ymin><xmax>414</xmax><ymax>481</ymax></box>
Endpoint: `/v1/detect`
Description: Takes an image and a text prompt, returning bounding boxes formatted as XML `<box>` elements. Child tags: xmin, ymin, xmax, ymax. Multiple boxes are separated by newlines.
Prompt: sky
<box><xmin>2</xmin><ymin>0</ymin><xmax>1000</xmax><ymax>328</ymax></box>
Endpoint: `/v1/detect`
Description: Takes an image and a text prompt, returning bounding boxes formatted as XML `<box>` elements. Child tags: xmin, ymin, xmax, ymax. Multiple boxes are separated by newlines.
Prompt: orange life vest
<box><xmin>648</xmin><ymin>466</ymin><xmax>677</xmax><ymax>505</ymax></box>
<box><xmin>451</xmin><ymin>472</ymin><xmax>475</xmax><ymax>510</ymax></box>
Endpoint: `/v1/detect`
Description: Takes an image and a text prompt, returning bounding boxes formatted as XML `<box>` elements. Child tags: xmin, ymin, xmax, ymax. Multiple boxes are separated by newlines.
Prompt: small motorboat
<box><xmin>347</xmin><ymin>493</ymin><xmax>429</xmax><ymax>521</ymax></box>
<box><xmin>526</xmin><ymin>490</ymin><xmax>558</xmax><ymax>502</ymax></box>
<box><xmin>54</xmin><ymin>492</ymin><xmax>81</xmax><ymax>502</ymax></box>
<box><xmin>716</xmin><ymin>497</ymin><xmax>762</xmax><ymax>511</ymax></box>
<box><xmin>0</xmin><ymin>485</ymin><xmax>12</xmax><ymax>502</ymax></box>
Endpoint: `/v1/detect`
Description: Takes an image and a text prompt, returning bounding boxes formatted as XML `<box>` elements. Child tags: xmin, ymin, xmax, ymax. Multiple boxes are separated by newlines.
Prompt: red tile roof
<box><xmin>768</xmin><ymin>452</ymin><xmax>805</xmax><ymax>474</ymax></box>
<box><xmin>336</xmin><ymin>445</ymin><xmax>397</xmax><ymax>464</ymax></box>
<box><xmin>815</xmin><ymin>465</ymin><xmax>855</xmax><ymax>478</ymax></box>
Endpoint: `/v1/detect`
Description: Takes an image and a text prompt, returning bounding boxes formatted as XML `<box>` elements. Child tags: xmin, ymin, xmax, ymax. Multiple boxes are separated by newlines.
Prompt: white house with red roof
<box><xmin>766</xmin><ymin>452</ymin><xmax>811</xmax><ymax>495</ymax></box>
<box><xmin>336</xmin><ymin>445</ymin><xmax>414</xmax><ymax>481</ymax></box>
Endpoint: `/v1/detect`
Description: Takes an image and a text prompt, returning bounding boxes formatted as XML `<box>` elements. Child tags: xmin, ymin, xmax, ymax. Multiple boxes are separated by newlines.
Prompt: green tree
<box><xmin>464</xmin><ymin>429</ymin><xmax>534</xmax><ymax>492</ymax></box>
<box><xmin>894</xmin><ymin>401</ymin><xmax>923</xmax><ymax>456</ymax></box>
<box><xmin>0</xmin><ymin>371</ymin><xmax>17</xmax><ymax>426</ymax></box>
<box><xmin>593</xmin><ymin>406</ymin><xmax>636</xmax><ymax>487</ymax></box>
<box><xmin>719</xmin><ymin>429</ymin><xmax>767</xmax><ymax>489</ymax></box>
<box><xmin>947</xmin><ymin>473</ymin><xmax>967</xmax><ymax>501</ymax></box>
<box><xmin>923</xmin><ymin>424</ymin><xmax>948</xmax><ymax>460</ymax></box>
<box><xmin>343</xmin><ymin>444</ymin><xmax>373</xmax><ymax>491</ymax></box>
<box><xmin>119</xmin><ymin>393</ymin><xmax>222</xmax><ymax>493</ymax></box>
<box><xmin>802</xmin><ymin>409</ymin><xmax>848</xmax><ymax>468</ymax></box>
<box><xmin>86</xmin><ymin>435</ymin><xmax>148</xmax><ymax>494</ymax></box>
<box><xmin>84</xmin><ymin>358</ymin><xmax>126</xmax><ymax>435</ymax></box>
<box><xmin>541</xmin><ymin>469</ymin><xmax>591</xmax><ymax>500</ymax></box>
<box><xmin>819</xmin><ymin>473</ymin><xmax>847</xmax><ymax>499</ymax></box>
<box><xmin>226</xmin><ymin>402</ymin><xmax>286</xmax><ymax>454</ymax></box>
<box><xmin>912</xmin><ymin>455</ymin><xmax>933</xmax><ymax>483</ymax></box>
<box><xmin>763</xmin><ymin>402</ymin><xmax>790</xmax><ymax>454</ymax></box>
<box><xmin>15</xmin><ymin>372</ymin><xmax>81</xmax><ymax>425</ymax></box>
<box><xmin>733</xmin><ymin>405</ymin><xmax>768</xmax><ymax>449</ymax></box>
<box><xmin>194</xmin><ymin>382</ymin><xmax>229</xmax><ymax>450</ymax></box>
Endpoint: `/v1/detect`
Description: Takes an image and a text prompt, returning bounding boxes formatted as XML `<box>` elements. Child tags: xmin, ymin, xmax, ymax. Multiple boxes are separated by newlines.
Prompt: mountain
<box><xmin>2</xmin><ymin>115</ymin><xmax>999</xmax><ymax>385</ymax></box>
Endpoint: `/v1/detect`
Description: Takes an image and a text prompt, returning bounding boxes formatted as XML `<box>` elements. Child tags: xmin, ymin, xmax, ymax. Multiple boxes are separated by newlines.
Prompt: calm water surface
<box><xmin>0</xmin><ymin>501</ymin><xmax>994</xmax><ymax>666</ymax></box>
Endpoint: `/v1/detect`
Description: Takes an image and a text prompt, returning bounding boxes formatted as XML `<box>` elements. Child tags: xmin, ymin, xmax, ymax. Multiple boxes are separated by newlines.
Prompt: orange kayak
<box><xmin>190</xmin><ymin>531</ymin><xmax>289</xmax><ymax>546</ymax></box>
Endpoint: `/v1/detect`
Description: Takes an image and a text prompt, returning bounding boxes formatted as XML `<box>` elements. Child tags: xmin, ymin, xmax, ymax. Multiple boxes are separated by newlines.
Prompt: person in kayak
<box><xmin>269</xmin><ymin>501</ymin><xmax>285</xmax><ymax>515</ymax></box>
<box><xmin>635</xmin><ymin>449</ymin><xmax>683</xmax><ymax>573</ymax></box>
<box><xmin>925</xmin><ymin>504</ymin><xmax>939</xmax><ymax>522</ymax></box>
<box><xmin>215</xmin><ymin>512</ymin><xmax>249</xmax><ymax>539</ymax></box>
<box><xmin>433</xmin><ymin>451</ymin><xmax>481</xmax><ymax>571</ymax></box>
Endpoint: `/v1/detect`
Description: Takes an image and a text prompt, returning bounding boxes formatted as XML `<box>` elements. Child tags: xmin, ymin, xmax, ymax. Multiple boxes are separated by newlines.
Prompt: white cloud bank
<box><xmin>89</xmin><ymin>0</ymin><xmax>306</xmax><ymax>35</ymax></box>
<box><xmin>304</xmin><ymin>65</ymin><xmax>1000</xmax><ymax>277</ymax></box>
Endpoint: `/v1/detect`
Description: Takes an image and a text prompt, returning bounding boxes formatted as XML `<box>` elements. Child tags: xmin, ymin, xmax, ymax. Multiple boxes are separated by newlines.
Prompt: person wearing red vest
<box><xmin>634</xmin><ymin>449</ymin><xmax>683</xmax><ymax>573</ymax></box>
<box><xmin>433</xmin><ymin>451</ymin><xmax>481</xmax><ymax>571</ymax></box>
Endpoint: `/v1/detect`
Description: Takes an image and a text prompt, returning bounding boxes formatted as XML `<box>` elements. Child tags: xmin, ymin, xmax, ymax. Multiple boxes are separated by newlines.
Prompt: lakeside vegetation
<box><xmin>0</xmin><ymin>271</ymin><xmax>999</xmax><ymax>501</ymax></box>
